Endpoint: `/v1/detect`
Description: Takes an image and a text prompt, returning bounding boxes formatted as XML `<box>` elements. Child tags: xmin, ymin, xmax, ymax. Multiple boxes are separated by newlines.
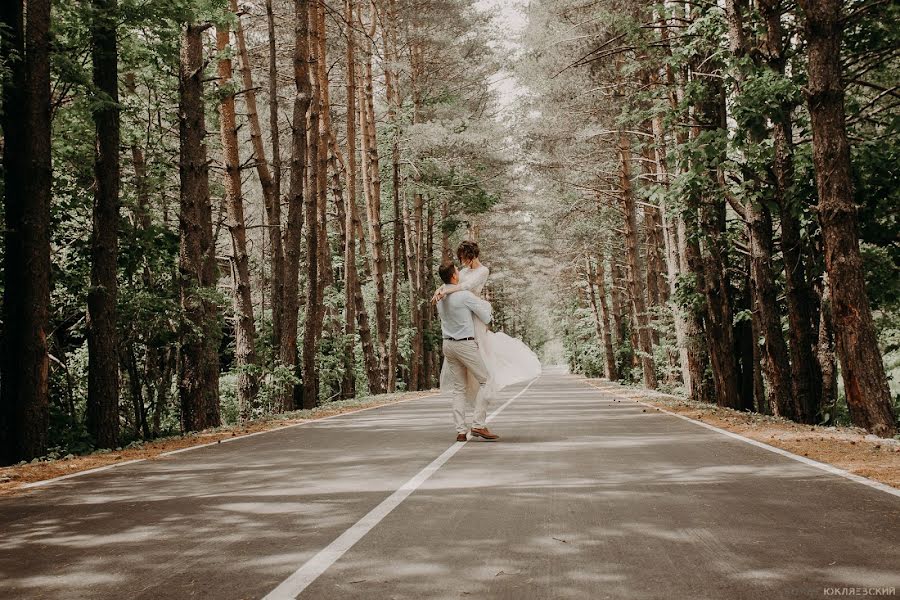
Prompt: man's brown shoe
<box><xmin>470</xmin><ymin>427</ymin><xmax>499</xmax><ymax>441</ymax></box>
<box><xmin>456</xmin><ymin>433</ymin><xmax>468</xmax><ymax>442</ymax></box>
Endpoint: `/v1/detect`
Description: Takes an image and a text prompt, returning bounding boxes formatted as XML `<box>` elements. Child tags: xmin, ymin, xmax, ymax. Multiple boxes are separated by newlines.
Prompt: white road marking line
<box><xmin>584</xmin><ymin>380</ymin><xmax>900</xmax><ymax>499</ymax></box>
<box><xmin>263</xmin><ymin>377</ymin><xmax>539</xmax><ymax>600</ymax></box>
<box><xmin>21</xmin><ymin>393</ymin><xmax>439</xmax><ymax>490</ymax></box>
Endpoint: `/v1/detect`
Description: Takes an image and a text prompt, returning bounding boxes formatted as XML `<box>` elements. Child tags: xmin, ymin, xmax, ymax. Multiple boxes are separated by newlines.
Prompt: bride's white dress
<box><xmin>439</xmin><ymin>265</ymin><xmax>542</xmax><ymax>398</ymax></box>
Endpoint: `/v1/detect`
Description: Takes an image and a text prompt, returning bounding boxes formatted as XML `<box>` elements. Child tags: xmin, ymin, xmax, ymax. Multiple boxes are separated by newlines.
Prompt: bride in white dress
<box><xmin>434</xmin><ymin>241</ymin><xmax>542</xmax><ymax>398</ymax></box>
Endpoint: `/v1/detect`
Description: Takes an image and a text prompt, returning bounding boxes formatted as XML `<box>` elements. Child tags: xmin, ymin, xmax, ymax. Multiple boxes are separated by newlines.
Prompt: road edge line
<box><xmin>584</xmin><ymin>380</ymin><xmax>900</xmax><ymax>499</ymax></box>
<box><xmin>262</xmin><ymin>377</ymin><xmax>539</xmax><ymax>600</ymax></box>
<box><xmin>20</xmin><ymin>392</ymin><xmax>440</xmax><ymax>490</ymax></box>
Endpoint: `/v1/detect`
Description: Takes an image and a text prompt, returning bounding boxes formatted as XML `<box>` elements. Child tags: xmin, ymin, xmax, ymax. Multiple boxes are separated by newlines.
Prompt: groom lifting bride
<box><xmin>434</xmin><ymin>241</ymin><xmax>542</xmax><ymax>442</ymax></box>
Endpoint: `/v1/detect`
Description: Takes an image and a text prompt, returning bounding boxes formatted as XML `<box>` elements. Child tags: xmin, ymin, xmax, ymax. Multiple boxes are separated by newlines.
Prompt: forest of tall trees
<box><xmin>528</xmin><ymin>0</ymin><xmax>899</xmax><ymax>436</ymax></box>
<box><xmin>0</xmin><ymin>0</ymin><xmax>897</xmax><ymax>465</ymax></box>
<box><xmin>0</xmin><ymin>0</ymin><xmax>513</xmax><ymax>464</ymax></box>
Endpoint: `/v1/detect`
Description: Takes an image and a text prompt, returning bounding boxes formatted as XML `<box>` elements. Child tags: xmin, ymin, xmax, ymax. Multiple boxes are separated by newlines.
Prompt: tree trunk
<box><xmin>236</xmin><ymin>0</ymin><xmax>284</xmax><ymax>352</ymax></box>
<box><xmin>0</xmin><ymin>0</ymin><xmax>52</xmax><ymax>464</ymax></box>
<box><xmin>388</xmin><ymin>187</ymin><xmax>402</xmax><ymax>392</ymax></box>
<box><xmin>653</xmin><ymin>14</ymin><xmax>702</xmax><ymax>395</ymax></box>
<box><xmin>86</xmin><ymin>0</ymin><xmax>121</xmax><ymax>448</ymax></box>
<box><xmin>609</xmin><ymin>247</ymin><xmax>626</xmax><ymax>347</ymax></box>
<box><xmin>384</xmin><ymin>0</ymin><xmax>402</xmax><ymax>392</ymax></box>
<box><xmin>760</xmin><ymin>0</ymin><xmax>821</xmax><ymax>424</ymax></box>
<box><xmin>797</xmin><ymin>0</ymin><xmax>895</xmax><ymax>436</ymax></box>
<box><xmin>178</xmin><ymin>22</ymin><xmax>221</xmax><ymax>432</ymax></box>
<box><xmin>677</xmin><ymin>216</ymin><xmax>714</xmax><ymax>403</ymax></box>
<box><xmin>726</xmin><ymin>0</ymin><xmax>803</xmax><ymax>419</ymax></box>
<box><xmin>328</xmin><ymin>141</ymin><xmax>354</xmax><ymax>399</ymax></box>
<box><xmin>217</xmin><ymin>23</ymin><xmax>259</xmax><ymax>421</ymax></box>
<box><xmin>586</xmin><ymin>256</ymin><xmax>617</xmax><ymax>380</ymax></box>
<box><xmin>314</xmin><ymin>0</ymin><xmax>332</xmax><ymax>303</ymax></box>
<box><xmin>422</xmin><ymin>201</ymin><xmax>436</xmax><ymax>388</ymax></box>
<box><xmin>743</xmin><ymin>264</ymin><xmax>768</xmax><ymax>413</ymax></box>
<box><xmin>618</xmin><ymin>132</ymin><xmax>657</xmax><ymax>389</ymax></box>
<box><xmin>748</xmin><ymin>201</ymin><xmax>795</xmax><ymax>418</ymax></box>
<box><xmin>692</xmin><ymin>63</ymin><xmax>743</xmax><ymax>409</ymax></box>
<box><xmin>302</xmin><ymin>0</ymin><xmax>323</xmax><ymax>409</ymax></box>
<box><xmin>279</xmin><ymin>0</ymin><xmax>311</xmax><ymax>411</ymax></box>
<box><xmin>339</xmin><ymin>0</ymin><xmax>358</xmax><ymax>399</ymax></box>
<box><xmin>358</xmin><ymin>12</ymin><xmax>389</xmax><ymax>381</ymax></box>
<box><xmin>343</xmin><ymin>1</ymin><xmax>382</xmax><ymax>395</ymax></box>
<box><xmin>817</xmin><ymin>275</ymin><xmax>839</xmax><ymax>421</ymax></box>
<box><xmin>401</xmin><ymin>193</ymin><xmax>421</xmax><ymax>390</ymax></box>
<box><xmin>779</xmin><ymin>179</ymin><xmax>821</xmax><ymax>423</ymax></box>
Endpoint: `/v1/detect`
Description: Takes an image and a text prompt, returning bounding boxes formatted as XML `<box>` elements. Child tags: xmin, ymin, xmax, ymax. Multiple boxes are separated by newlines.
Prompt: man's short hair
<box><xmin>438</xmin><ymin>261</ymin><xmax>457</xmax><ymax>284</ymax></box>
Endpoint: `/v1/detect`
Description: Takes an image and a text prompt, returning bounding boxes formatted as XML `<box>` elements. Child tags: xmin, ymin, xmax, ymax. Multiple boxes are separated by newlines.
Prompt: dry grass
<box><xmin>585</xmin><ymin>379</ymin><xmax>900</xmax><ymax>490</ymax></box>
<box><xmin>0</xmin><ymin>389</ymin><xmax>438</xmax><ymax>495</ymax></box>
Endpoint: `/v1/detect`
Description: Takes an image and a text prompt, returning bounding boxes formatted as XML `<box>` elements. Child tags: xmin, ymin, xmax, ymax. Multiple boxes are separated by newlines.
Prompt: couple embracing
<box><xmin>433</xmin><ymin>241</ymin><xmax>542</xmax><ymax>442</ymax></box>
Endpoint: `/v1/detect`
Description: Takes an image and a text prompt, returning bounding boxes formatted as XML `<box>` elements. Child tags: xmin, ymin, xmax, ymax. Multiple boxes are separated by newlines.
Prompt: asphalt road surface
<box><xmin>2</xmin><ymin>367</ymin><xmax>898</xmax><ymax>600</ymax></box>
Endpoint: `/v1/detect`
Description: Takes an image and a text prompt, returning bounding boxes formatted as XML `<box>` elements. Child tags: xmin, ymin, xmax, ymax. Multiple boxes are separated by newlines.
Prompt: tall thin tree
<box><xmin>86</xmin><ymin>0</ymin><xmax>121</xmax><ymax>448</ymax></box>
<box><xmin>279</xmin><ymin>0</ymin><xmax>311</xmax><ymax>410</ymax></box>
<box><xmin>217</xmin><ymin>20</ymin><xmax>259</xmax><ymax>421</ymax></box>
<box><xmin>178</xmin><ymin>21</ymin><xmax>221</xmax><ymax>431</ymax></box>
<box><xmin>0</xmin><ymin>0</ymin><xmax>52</xmax><ymax>464</ymax></box>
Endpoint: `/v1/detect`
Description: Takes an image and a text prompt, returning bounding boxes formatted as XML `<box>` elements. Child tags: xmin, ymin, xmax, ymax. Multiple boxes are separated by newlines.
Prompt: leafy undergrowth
<box><xmin>585</xmin><ymin>378</ymin><xmax>900</xmax><ymax>490</ymax></box>
<box><xmin>0</xmin><ymin>389</ymin><xmax>438</xmax><ymax>495</ymax></box>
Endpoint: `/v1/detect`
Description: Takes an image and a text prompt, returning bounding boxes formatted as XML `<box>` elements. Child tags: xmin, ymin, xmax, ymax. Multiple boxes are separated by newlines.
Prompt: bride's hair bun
<box><xmin>457</xmin><ymin>240</ymin><xmax>480</xmax><ymax>262</ymax></box>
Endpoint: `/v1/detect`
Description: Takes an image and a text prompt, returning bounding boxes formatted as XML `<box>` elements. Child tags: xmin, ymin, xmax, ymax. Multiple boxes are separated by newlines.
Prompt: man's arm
<box><xmin>461</xmin><ymin>291</ymin><xmax>492</xmax><ymax>325</ymax></box>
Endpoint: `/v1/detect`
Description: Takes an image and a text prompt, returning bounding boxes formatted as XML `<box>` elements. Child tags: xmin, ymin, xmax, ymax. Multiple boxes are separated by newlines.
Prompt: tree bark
<box><xmin>609</xmin><ymin>247</ymin><xmax>626</xmax><ymax>347</ymax></box>
<box><xmin>401</xmin><ymin>192</ymin><xmax>421</xmax><ymax>390</ymax></box>
<box><xmin>301</xmin><ymin>0</ymin><xmax>323</xmax><ymax>409</ymax></box>
<box><xmin>586</xmin><ymin>255</ymin><xmax>617</xmax><ymax>380</ymax></box>
<box><xmin>217</xmin><ymin>23</ymin><xmax>259</xmax><ymax>421</ymax></box>
<box><xmin>314</xmin><ymin>0</ymin><xmax>332</xmax><ymax>303</ymax></box>
<box><xmin>178</xmin><ymin>22</ymin><xmax>221</xmax><ymax>432</ymax></box>
<box><xmin>648</xmin><ymin>113</ymin><xmax>690</xmax><ymax>389</ymax></box>
<box><xmin>726</xmin><ymin>0</ymin><xmax>803</xmax><ymax>420</ymax></box>
<box><xmin>761</xmin><ymin>0</ymin><xmax>821</xmax><ymax>424</ymax></box>
<box><xmin>358</xmin><ymin>9</ymin><xmax>389</xmax><ymax>381</ymax></box>
<box><xmin>422</xmin><ymin>201</ymin><xmax>436</xmax><ymax>388</ymax></box>
<box><xmin>692</xmin><ymin>62</ymin><xmax>744</xmax><ymax>410</ymax></box>
<box><xmin>797</xmin><ymin>0</ymin><xmax>895</xmax><ymax>436</ymax></box>
<box><xmin>86</xmin><ymin>0</ymin><xmax>121</xmax><ymax>448</ymax></box>
<box><xmin>748</xmin><ymin>201</ymin><xmax>795</xmax><ymax>418</ymax></box>
<box><xmin>339</xmin><ymin>0</ymin><xmax>359</xmax><ymax>399</ymax></box>
<box><xmin>235</xmin><ymin>0</ymin><xmax>284</xmax><ymax>352</ymax></box>
<box><xmin>677</xmin><ymin>216</ymin><xmax>714</xmax><ymax>403</ymax></box>
<box><xmin>618</xmin><ymin>132</ymin><xmax>657</xmax><ymax>389</ymax></box>
<box><xmin>384</xmin><ymin>0</ymin><xmax>403</xmax><ymax>392</ymax></box>
<box><xmin>343</xmin><ymin>1</ymin><xmax>383</xmax><ymax>395</ymax></box>
<box><xmin>388</xmin><ymin>189</ymin><xmax>401</xmax><ymax>392</ymax></box>
<box><xmin>817</xmin><ymin>275</ymin><xmax>839</xmax><ymax>421</ymax></box>
<box><xmin>0</xmin><ymin>0</ymin><xmax>52</xmax><ymax>463</ymax></box>
<box><xmin>279</xmin><ymin>0</ymin><xmax>311</xmax><ymax>411</ymax></box>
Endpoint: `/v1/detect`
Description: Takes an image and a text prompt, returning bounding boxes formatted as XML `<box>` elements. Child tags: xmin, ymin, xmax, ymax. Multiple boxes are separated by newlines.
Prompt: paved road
<box><xmin>1</xmin><ymin>368</ymin><xmax>898</xmax><ymax>600</ymax></box>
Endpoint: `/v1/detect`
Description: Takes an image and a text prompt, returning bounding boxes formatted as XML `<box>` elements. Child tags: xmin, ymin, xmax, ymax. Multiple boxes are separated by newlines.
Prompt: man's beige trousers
<box><xmin>442</xmin><ymin>339</ymin><xmax>490</xmax><ymax>434</ymax></box>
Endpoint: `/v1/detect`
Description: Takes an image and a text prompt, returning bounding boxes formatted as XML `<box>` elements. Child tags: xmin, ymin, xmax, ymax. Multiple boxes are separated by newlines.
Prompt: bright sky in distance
<box><xmin>475</xmin><ymin>0</ymin><xmax>528</xmax><ymax>110</ymax></box>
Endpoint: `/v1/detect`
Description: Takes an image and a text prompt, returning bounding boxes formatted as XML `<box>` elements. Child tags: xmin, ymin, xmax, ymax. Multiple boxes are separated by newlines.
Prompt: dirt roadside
<box><xmin>0</xmin><ymin>389</ymin><xmax>438</xmax><ymax>495</ymax></box>
<box><xmin>585</xmin><ymin>378</ymin><xmax>900</xmax><ymax>490</ymax></box>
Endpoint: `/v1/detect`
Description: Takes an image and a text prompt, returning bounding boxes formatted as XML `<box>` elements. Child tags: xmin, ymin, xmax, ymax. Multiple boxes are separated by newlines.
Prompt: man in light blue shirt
<box><xmin>435</xmin><ymin>262</ymin><xmax>500</xmax><ymax>442</ymax></box>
